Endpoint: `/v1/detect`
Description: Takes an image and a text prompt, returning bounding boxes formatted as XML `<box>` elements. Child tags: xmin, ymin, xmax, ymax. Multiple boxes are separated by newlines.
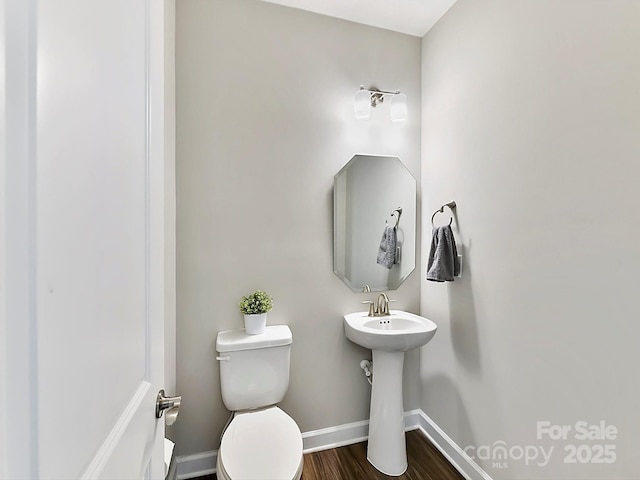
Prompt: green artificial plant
<box><xmin>239</xmin><ymin>290</ymin><xmax>273</xmax><ymax>315</ymax></box>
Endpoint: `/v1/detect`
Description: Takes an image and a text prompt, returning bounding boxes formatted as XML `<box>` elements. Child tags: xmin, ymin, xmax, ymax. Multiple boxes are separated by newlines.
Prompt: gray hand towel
<box><xmin>427</xmin><ymin>225</ymin><xmax>460</xmax><ymax>282</ymax></box>
<box><xmin>376</xmin><ymin>225</ymin><xmax>397</xmax><ymax>269</ymax></box>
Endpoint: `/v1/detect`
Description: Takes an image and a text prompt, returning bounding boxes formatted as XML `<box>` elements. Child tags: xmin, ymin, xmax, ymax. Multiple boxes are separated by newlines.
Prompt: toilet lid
<box><xmin>219</xmin><ymin>407</ymin><xmax>303</xmax><ymax>480</ymax></box>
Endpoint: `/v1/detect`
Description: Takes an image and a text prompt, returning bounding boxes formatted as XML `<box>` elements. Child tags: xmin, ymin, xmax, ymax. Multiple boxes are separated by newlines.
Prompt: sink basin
<box><xmin>344</xmin><ymin>310</ymin><xmax>437</xmax><ymax>352</ymax></box>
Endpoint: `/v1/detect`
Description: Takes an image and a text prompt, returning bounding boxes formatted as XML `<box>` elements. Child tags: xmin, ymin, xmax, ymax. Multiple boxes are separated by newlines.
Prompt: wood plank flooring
<box><xmin>301</xmin><ymin>430</ymin><xmax>465</xmax><ymax>480</ymax></box>
<box><xmin>198</xmin><ymin>429</ymin><xmax>465</xmax><ymax>480</ymax></box>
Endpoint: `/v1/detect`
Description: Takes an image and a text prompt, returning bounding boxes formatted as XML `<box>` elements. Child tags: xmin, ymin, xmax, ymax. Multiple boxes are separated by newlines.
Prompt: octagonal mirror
<box><xmin>333</xmin><ymin>154</ymin><xmax>416</xmax><ymax>292</ymax></box>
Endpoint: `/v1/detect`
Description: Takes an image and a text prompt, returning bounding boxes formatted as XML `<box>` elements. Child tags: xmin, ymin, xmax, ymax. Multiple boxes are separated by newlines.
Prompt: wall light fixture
<box><xmin>353</xmin><ymin>85</ymin><xmax>407</xmax><ymax>122</ymax></box>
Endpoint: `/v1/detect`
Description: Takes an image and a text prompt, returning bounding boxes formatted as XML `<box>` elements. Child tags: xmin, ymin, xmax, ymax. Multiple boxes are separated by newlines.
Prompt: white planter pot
<box><xmin>243</xmin><ymin>313</ymin><xmax>267</xmax><ymax>335</ymax></box>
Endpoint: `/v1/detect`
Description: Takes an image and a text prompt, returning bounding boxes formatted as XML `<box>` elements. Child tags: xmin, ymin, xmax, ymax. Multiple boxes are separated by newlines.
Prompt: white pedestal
<box><xmin>367</xmin><ymin>350</ymin><xmax>407</xmax><ymax>476</ymax></box>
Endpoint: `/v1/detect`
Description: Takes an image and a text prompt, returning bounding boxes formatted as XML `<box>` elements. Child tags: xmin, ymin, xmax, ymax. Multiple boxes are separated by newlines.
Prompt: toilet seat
<box><xmin>217</xmin><ymin>407</ymin><xmax>303</xmax><ymax>480</ymax></box>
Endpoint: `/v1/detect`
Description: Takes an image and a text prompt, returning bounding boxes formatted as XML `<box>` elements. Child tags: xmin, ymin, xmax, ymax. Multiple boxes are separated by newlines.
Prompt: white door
<box><xmin>1</xmin><ymin>0</ymin><xmax>169</xmax><ymax>478</ymax></box>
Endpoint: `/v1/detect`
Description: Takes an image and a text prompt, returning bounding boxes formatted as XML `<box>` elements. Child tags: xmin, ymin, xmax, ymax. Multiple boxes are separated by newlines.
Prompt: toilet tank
<box><xmin>216</xmin><ymin>325</ymin><xmax>292</xmax><ymax>411</ymax></box>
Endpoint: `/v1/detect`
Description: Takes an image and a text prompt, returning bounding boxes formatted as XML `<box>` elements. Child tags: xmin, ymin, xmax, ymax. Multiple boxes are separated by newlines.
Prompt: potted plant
<box><xmin>239</xmin><ymin>290</ymin><xmax>273</xmax><ymax>335</ymax></box>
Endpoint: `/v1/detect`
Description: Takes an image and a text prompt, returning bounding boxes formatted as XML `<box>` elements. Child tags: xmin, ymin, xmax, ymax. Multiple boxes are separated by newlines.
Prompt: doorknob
<box><xmin>156</xmin><ymin>389</ymin><xmax>181</xmax><ymax>425</ymax></box>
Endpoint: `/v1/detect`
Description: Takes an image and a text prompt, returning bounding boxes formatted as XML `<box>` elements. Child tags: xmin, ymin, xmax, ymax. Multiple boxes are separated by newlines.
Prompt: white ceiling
<box><xmin>260</xmin><ymin>0</ymin><xmax>457</xmax><ymax>37</ymax></box>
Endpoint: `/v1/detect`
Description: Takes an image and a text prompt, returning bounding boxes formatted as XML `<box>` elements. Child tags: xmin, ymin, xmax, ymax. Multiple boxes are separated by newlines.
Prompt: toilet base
<box><xmin>216</xmin><ymin>450</ymin><xmax>303</xmax><ymax>480</ymax></box>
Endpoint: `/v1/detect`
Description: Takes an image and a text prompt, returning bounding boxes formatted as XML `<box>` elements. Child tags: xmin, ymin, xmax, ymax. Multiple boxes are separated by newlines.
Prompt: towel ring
<box><xmin>431</xmin><ymin>201</ymin><xmax>456</xmax><ymax>227</ymax></box>
<box><xmin>388</xmin><ymin>207</ymin><xmax>402</xmax><ymax>228</ymax></box>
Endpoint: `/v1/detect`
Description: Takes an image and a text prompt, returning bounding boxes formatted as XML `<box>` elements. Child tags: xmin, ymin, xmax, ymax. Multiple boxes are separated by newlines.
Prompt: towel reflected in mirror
<box><xmin>377</xmin><ymin>225</ymin><xmax>397</xmax><ymax>269</ymax></box>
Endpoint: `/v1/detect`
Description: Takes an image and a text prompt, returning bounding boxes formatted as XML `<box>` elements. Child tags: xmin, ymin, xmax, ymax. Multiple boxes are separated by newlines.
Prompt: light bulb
<box><xmin>353</xmin><ymin>89</ymin><xmax>371</xmax><ymax>119</ymax></box>
<box><xmin>390</xmin><ymin>93</ymin><xmax>407</xmax><ymax>122</ymax></box>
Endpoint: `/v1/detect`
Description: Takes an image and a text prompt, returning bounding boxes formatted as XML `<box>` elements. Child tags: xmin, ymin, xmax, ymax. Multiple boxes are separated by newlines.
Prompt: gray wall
<box><xmin>420</xmin><ymin>1</ymin><xmax>640</xmax><ymax>479</ymax></box>
<box><xmin>175</xmin><ymin>0</ymin><xmax>421</xmax><ymax>456</ymax></box>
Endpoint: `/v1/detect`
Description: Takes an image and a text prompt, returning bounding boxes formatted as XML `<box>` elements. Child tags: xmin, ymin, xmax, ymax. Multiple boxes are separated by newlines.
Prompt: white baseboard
<box><xmin>176</xmin><ymin>409</ymin><xmax>492</xmax><ymax>480</ymax></box>
<box><xmin>414</xmin><ymin>409</ymin><xmax>493</xmax><ymax>480</ymax></box>
<box><xmin>175</xmin><ymin>450</ymin><xmax>217</xmax><ymax>480</ymax></box>
<box><xmin>301</xmin><ymin>418</ymin><xmax>369</xmax><ymax>453</ymax></box>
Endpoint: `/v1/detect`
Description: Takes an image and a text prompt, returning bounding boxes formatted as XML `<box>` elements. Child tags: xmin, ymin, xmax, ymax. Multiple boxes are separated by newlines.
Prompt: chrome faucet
<box><xmin>362</xmin><ymin>292</ymin><xmax>394</xmax><ymax>317</ymax></box>
<box><xmin>376</xmin><ymin>292</ymin><xmax>390</xmax><ymax>316</ymax></box>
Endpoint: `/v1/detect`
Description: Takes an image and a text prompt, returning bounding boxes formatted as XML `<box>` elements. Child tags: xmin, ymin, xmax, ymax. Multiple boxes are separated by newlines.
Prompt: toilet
<box><xmin>215</xmin><ymin>325</ymin><xmax>303</xmax><ymax>480</ymax></box>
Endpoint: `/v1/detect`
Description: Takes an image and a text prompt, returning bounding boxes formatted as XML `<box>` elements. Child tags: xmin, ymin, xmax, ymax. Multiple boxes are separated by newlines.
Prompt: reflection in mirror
<box><xmin>333</xmin><ymin>154</ymin><xmax>416</xmax><ymax>292</ymax></box>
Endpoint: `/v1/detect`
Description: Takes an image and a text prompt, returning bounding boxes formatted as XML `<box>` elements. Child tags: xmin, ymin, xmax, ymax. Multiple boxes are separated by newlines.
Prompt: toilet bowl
<box><xmin>216</xmin><ymin>407</ymin><xmax>303</xmax><ymax>480</ymax></box>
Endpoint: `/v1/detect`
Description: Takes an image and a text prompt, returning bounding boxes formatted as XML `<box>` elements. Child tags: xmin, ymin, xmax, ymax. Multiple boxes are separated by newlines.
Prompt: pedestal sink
<box><xmin>344</xmin><ymin>310</ymin><xmax>437</xmax><ymax>476</ymax></box>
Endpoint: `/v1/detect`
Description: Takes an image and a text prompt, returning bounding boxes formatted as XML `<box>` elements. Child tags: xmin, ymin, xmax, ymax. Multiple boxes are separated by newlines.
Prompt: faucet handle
<box><xmin>361</xmin><ymin>300</ymin><xmax>375</xmax><ymax>317</ymax></box>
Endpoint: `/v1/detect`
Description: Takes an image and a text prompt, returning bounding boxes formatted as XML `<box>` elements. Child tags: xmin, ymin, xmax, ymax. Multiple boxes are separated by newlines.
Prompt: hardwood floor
<box><xmin>301</xmin><ymin>430</ymin><xmax>465</xmax><ymax>480</ymax></box>
<box><xmin>198</xmin><ymin>429</ymin><xmax>465</xmax><ymax>480</ymax></box>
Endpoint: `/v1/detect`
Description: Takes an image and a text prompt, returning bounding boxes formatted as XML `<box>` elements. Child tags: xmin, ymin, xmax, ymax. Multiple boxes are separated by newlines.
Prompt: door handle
<box><xmin>156</xmin><ymin>389</ymin><xmax>181</xmax><ymax>424</ymax></box>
